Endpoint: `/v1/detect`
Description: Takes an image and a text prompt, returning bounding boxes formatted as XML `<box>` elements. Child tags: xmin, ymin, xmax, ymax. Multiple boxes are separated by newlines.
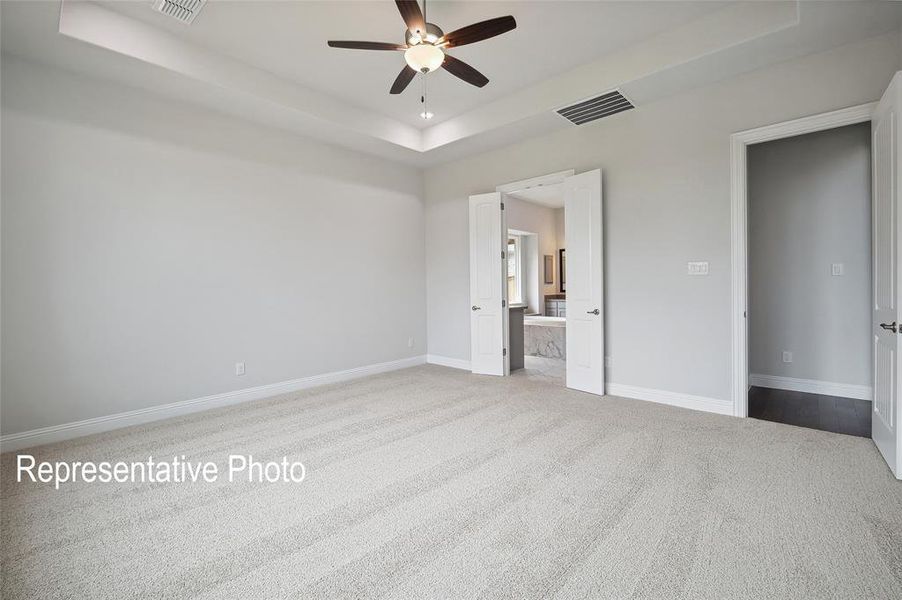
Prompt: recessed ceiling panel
<box><xmin>100</xmin><ymin>1</ymin><xmax>730</xmax><ymax>128</ymax></box>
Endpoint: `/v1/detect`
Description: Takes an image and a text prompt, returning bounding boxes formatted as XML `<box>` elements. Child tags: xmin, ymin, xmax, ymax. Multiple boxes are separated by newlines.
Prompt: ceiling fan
<box><xmin>327</xmin><ymin>0</ymin><xmax>516</xmax><ymax>96</ymax></box>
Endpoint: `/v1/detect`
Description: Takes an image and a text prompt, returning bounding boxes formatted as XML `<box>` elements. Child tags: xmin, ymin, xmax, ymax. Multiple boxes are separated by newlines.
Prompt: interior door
<box><xmin>469</xmin><ymin>192</ymin><xmax>508</xmax><ymax>376</ymax></box>
<box><xmin>564</xmin><ymin>170</ymin><xmax>604</xmax><ymax>394</ymax></box>
<box><xmin>872</xmin><ymin>73</ymin><xmax>902</xmax><ymax>479</ymax></box>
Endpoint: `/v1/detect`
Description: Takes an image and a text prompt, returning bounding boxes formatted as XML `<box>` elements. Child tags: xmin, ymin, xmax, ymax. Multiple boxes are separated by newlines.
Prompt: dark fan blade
<box><xmin>442</xmin><ymin>54</ymin><xmax>489</xmax><ymax>88</ymax></box>
<box><xmin>390</xmin><ymin>66</ymin><xmax>417</xmax><ymax>94</ymax></box>
<box><xmin>396</xmin><ymin>0</ymin><xmax>426</xmax><ymax>33</ymax></box>
<box><xmin>439</xmin><ymin>16</ymin><xmax>516</xmax><ymax>48</ymax></box>
<box><xmin>327</xmin><ymin>41</ymin><xmax>407</xmax><ymax>51</ymax></box>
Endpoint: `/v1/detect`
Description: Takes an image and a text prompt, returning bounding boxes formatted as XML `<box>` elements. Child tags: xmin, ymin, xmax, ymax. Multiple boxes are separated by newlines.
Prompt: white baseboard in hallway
<box><xmin>748</xmin><ymin>374</ymin><xmax>872</xmax><ymax>401</ymax></box>
<box><xmin>606</xmin><ymin>383</ymin><xmax>734</xmax><ymax>416</ymax></box>
<box><xmin>426</xmin><ymin>354</ymin><xmax>471</xmax><ymax>371</ymax></box>
<box><xmin>0</xmin><ymin>355</ymin><xmax>427</xmax><ymax>453</ymax></box>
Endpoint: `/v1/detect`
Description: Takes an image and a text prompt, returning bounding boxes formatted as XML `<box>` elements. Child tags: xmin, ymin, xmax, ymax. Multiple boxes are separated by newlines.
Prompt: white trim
<box><xmin>426</xmin><ymin>354</ymin><xmax>472</xmax><ymax>371</ymax></box>
<box><xmin>496</xmin><ymin>170</ymin><xmax>575</xmax><ymax>195</ymax></box>
<box><xmin>607</xmin><ymin>383</ymin><xmax>734</xmax><ymax>416</ymax></box>
<box><xmin>748</xmin><ymin>374</ymin><xmax>873</xmax><ymax>401</ymax></box>
<box><xmin>730</xmin><ymin>102</ymin><xmax>876</xmax><ymax>418</ymax></box>
<box><xmin>0</xmin><ymin>355</ymin><xmax>427</xmax><ymax>453</ymax></box>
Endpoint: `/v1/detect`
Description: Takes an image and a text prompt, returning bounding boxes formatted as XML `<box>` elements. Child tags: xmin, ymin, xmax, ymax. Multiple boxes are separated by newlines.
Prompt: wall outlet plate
<box><xmin>235</xmin><ymin>362</ymin><xmax>246</xmax><ymax>376</ymax></box>
<box><xmin>687</xmin><ymin>261</ymin><xmax>709</xmax><ymax>275</ymax></box>
<box><xmin>831</xmin><ymin>263</ymin><xmax>844</xmax><ymax>276</ymax></box>
<box><xmin>782</xmin><ymin>351</ymin><xmax>792</xmax><ymax>364</ymax></box>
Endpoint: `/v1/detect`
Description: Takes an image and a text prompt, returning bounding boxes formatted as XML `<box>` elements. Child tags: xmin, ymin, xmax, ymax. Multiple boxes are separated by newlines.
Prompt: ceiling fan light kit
<box><xmin>405</xmin><ymin>43</ymin><xmax>444</xmax><ymax>73</ymax></box>
<box><xmin>327</xmin><ymin>0</ymin><xmax>517</xmax><ymax>117</ymax></box>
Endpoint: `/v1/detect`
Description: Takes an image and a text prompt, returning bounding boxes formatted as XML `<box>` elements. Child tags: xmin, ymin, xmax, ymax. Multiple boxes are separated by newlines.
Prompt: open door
<box><xmin>872</xmin><ymin>73</ymin><xmax>902</xmax><ymax>479</ymax></box>
<box><xmin>469</xmin><ymin>192</ymin><xmax>508</xmax><ymax>376</ymax></box>
<box><xmin>564</xmin><ymin>170</ymin><xmax>604</xmax><ymax>394</ymax></box>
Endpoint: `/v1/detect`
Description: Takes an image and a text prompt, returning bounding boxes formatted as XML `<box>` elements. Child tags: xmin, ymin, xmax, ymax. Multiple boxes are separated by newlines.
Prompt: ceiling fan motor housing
<box><xmin>406</xmin><ymin>23</ymin><xmax>444</xmax><ymax>47</ymax></box>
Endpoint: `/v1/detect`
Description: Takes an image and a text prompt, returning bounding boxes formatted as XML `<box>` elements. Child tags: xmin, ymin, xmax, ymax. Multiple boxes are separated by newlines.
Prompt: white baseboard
<box><xmin>0</xmin><ymin>355</ymin><xmax>427</xmax><ymax>453</ymax></box>
<box><xmin>748</xmin><ymin>374</ymin><xmax>872</xmax><ymax>401</ymax></box>
<box><xmin>606</xmin><ymin>383</ymin><xmax>734</xmax><ymax>416</ymax></box>
<box><xmin>426</xmin><ymin>354</ymin><xmax>471</xmax><ymax>371</ymax></box>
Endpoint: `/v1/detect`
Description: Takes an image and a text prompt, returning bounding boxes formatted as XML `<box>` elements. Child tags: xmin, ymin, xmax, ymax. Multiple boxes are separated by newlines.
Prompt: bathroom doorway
<box><xmin>469</xmin><ymin>168</ymin><xmax>603</xmax><ymax>393</ymax></box>
<box><xmin>499</xmin><ymin>173</ymin><xmax>570</xmax><ymax>387</ymax></box>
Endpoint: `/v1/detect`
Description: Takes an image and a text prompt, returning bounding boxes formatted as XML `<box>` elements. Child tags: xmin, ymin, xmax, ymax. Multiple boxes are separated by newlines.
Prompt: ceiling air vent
<box><xmin>556</xmin><ymin>90</ymin><xmax>634</xmax><ymax>126</ymax></box>
<box><xmin>152</xmin><ymin>0</ymin><xmax>206</xmax><ymax>25</ymax></box>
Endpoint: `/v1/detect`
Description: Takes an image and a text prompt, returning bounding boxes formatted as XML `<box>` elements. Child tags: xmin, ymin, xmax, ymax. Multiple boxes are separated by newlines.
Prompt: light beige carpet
<box><xmin>2</xmin><ymin>364</ymin><xmax>901</xmax><ymax>599</ymax></box>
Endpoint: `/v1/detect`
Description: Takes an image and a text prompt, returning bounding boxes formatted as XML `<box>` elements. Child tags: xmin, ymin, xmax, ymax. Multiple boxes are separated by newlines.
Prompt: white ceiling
<box><xmin>100</xmin><ymin>1</ymin><xmax>730</xmax><ymax>130</ymax></box>
<box><xmin>3</xmin><ymin>1</ymin><xmax>902</xmax><ymax>166</ymax></box>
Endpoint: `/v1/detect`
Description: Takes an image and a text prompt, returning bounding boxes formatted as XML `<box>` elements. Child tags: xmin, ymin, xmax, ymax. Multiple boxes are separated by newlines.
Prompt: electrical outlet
<box><xmin>235</xmin><ymin>362</ymin><xmax>246</xmax><ymax>376</ymax></box>
<box><xmin>782</xmin><ymin>351</ymin><xmax>792</xmax><ymax>364</ymax></box>
<box><xmin>407</xmin><ymin>337</ymin><xmax>415</xmax><ymax>348</ymax></box>
<box><xmin>831</xmin><ymin>263</ymin><xmax>844</xmax><ymax>276</ymax></box>
<box><xmin>604</xmin><ymin>356</ymin><xmax>612</xmax><ymax>368</ymax></box>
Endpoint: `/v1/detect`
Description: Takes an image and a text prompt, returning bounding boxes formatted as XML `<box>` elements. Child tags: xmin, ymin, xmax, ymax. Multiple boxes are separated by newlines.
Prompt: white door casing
<box><xmin>730</xmin><ymin>103</ymin><xmax>876</xmax><ymax>418</ymax></box>
<box><xmin>469</xmin><ymin>192</ymin><xmax>508</xmax><ymax>376</ymax></box>
<box><xmin>872</xmin><ymin>73</ymin><xmax>902</xmax><ymax>479</ymax></box>
<box><xmin>564</xmin><ymin>170</ymin><xmax>605</xmax><ymax>394</ymax></box>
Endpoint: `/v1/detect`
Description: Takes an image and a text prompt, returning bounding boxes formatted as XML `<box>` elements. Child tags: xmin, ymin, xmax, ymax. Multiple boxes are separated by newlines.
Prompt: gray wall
<box><xmin>748</xmin><ymin>123</ymin><xmax>872</xmax><ymax>385</ymax></box>
<box><xmin>0</xmin><ymin>57</ymin><xmax>426</xmax><ymax>435</ymax></box>
<box><xmin>424</xmin><ymin>33</ymin><xmax>899</xmax><ymax>400</ymax></box>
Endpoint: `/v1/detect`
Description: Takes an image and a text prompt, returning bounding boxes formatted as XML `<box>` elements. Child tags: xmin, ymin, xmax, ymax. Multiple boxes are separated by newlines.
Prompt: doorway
<box><xmin>746</xmin><ymin>123</ymin><xmax>873</xmax><ymax>437</ymax></box>
<box><xmin>732</xmin><ymin>74</ymin><xmax>902</xmax><ymax>479</ymax></box>
<box><xmin>468</xmin><ymin>169</ymin><xmax>604</xmax><ymax>395</ymax></box>
<box><xmin>507</xmin><ymin>210</ymin><xmax>566</xmax><ymax>386</ymax></box>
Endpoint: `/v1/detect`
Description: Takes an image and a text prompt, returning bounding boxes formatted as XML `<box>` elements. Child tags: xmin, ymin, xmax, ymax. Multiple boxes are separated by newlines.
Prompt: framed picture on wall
<box><xmin>544</xmin><ymin>255</ymin><xmax>554</xmax><ymax>284</ymax></box>
<box><xmin>559</xmin><ymin>249</ymin><xmax>566</xmax><ymax>293</ymax></box>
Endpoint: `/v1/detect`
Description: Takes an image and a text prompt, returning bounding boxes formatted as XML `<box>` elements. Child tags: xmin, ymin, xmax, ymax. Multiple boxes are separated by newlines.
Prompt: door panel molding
<box><xmin>468</xmin><ymin>192</ymin><xmax>508</xmax><ymax>376</ymax></box>
<box><xmin>564</xmin><ymin>169</ymin><xmax>604</xmax><ymax>395</ymax></box>
<box><xmin>871</xmin><ymin>74</ymin><xmax>902</xmax><ymax>478</ymax></box>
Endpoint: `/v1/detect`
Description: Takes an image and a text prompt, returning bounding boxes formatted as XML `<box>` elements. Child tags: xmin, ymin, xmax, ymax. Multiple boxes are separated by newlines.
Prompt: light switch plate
<box><xmin>688</xmin><ymin>261</ymin><xmax>709</xmax><ymax>275</ymax></box>
<box><xmin>831</xmin><ymin>263</ymin><xmax>844</xmax><ymax>276</ymax></box>
<box><xmin>235</xmin><ymin>362</ymin><xmax>246</xmax><ymax>376</ymax></box>
<box><xmin>782</xmin><ymin>351</ymin><xmax>792</xmax><ymax>364</ymax></box>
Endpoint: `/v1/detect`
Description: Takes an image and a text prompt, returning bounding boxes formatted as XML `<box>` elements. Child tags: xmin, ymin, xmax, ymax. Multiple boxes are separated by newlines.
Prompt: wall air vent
<box><xmin>152</xmin><ymin>0</ymin><xmax>206</xmax><ymax>25</ymax></box>
<box><xmin>556</xmin><ymin>90</ymin><xmax>634</xmax><ymax>126</ymax></box>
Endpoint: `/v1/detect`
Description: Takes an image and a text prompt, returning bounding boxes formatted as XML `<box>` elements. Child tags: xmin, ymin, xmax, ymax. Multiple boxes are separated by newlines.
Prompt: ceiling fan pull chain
<box><xmin>420</xmin><ymin>73</ymin><xmax>431</xmax><ymax>120</ymax></box>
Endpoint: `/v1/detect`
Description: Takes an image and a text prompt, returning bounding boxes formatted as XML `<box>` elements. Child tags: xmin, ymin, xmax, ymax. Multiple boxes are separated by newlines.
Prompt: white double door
<box><xmin>468</xmin><ymin>170</ymin><xmax>604</xmax><ymax>396</ymax></box>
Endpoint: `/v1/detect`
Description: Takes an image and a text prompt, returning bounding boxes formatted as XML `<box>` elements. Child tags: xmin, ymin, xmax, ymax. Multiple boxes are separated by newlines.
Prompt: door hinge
<box><xmin>501</xmin><ymin>250</ymin><xmax>506</xmax><ymax>259</ymax></box>
<box><xmin>502</xmin><ymin>299</ymin><xmax>506</xmax><ymax>307</ymax></box>
<box><xmin>501</xmin><ymin>202</ymin><xmax>505</xmax><ymax>210</ymax></box>
<box><xmin>503</xmin><ymin>348</ymin><xmax>507</xmax><ymax>357</ymax></box>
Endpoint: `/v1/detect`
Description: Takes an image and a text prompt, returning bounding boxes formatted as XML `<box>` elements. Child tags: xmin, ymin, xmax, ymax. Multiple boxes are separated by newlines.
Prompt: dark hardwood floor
<box><xmin>748</xmin><ymin>386</ymin><xmax>871</xmax><ymax>438</ymax></box>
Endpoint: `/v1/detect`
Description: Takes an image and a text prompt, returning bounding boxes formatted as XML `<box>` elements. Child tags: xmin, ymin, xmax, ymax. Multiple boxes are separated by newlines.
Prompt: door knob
<box><xmin>472</xmin><ymin>305</ymin><xmax>481</xmax><ymax>311</ymax></box>
<box><xmin>880</xmin><ymin>321</ymin><xmax>897</xmax><ymax>333</ymax></box>
<box><xmin>587</xmin><ymin>308</ymin><xmax>600</xmax><ymax>315</ymax></box>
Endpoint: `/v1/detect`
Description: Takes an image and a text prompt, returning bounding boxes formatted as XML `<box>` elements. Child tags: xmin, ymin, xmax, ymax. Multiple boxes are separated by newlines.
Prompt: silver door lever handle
<box><xmin>587</xmin><ymin>309</ymin><xmax>600</xmax><ymax>315</ymax></box>
<box><xmin>472</xmin><ymin>305</ymin><xmax>481</xmax><ymax>311</ymax></box>
<box><xmin>880</xmin><ymin>321</ymin><xmax>897</xmax><ymax>333</ymax></box>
